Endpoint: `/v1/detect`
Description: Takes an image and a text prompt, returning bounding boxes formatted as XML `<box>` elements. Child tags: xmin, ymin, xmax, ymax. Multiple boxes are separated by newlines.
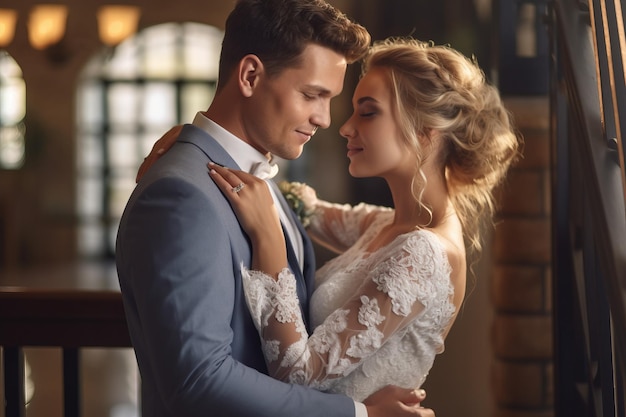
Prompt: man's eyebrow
<box><xmin>304</xmin><ymin>85</ymin><xmax>333</xmax><ymax>96</ymax></box>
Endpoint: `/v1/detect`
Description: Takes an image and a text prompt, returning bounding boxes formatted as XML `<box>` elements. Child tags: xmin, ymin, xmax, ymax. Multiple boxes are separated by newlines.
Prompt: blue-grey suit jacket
<box><xmin>116</xmin><ymin>124</ymin><xmax>354</xmax><ymax>416</ymax></box>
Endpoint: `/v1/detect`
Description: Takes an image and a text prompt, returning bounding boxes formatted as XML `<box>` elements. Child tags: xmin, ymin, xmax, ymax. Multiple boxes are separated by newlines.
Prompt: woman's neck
<box><xmin>387</xmin><ymin>165</ymin><xmax>450</xmax><ymax>229</ymax></box>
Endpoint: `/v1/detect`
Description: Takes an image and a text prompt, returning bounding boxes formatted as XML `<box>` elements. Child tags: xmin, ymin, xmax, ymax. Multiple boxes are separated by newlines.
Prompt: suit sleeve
<box><xmin>117</xmin><ymin>177</ymin><xmax>355</xmax><ymax>417</ymax></box>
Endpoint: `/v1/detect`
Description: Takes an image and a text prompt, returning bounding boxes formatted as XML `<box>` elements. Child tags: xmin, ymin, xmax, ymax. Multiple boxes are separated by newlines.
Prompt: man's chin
<box><xmin>278</xmin><ymin>147</ymin><xmax>305</xmax><ymax>161</ymax></box>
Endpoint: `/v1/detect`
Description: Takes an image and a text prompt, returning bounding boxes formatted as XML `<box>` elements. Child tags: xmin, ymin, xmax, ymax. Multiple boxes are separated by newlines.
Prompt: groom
<box><xmin>116</xmin><ymin>0</ymin><xmax>435</xmax><ymax>416</ymax></box>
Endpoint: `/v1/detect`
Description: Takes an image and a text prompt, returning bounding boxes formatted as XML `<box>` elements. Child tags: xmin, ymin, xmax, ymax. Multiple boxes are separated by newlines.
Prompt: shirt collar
<box><xmin>192</xmin><ymin>112</ymin><xmax>278</xmax><ymax>179</ymax></box>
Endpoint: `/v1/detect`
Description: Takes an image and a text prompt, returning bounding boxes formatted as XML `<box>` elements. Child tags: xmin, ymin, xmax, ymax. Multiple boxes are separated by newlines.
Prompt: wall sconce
<box><xmin>0</xmin><ymin>9</ymin><xmax>18</xmax><ymax>48</ymax></box>
<box><xmin>97</xmin><ymin>6</ymin><xmax>141</xmax><ymax>46</ymax></box>
<box><xmin>0</xmin><ymin>5</ymin><xmax>141</xmax><ymax>63</ymax></box>
<box><xmin>28</xmin><ymin>4</ymin><xmax>68</xmax><ymax>50</ymax></box>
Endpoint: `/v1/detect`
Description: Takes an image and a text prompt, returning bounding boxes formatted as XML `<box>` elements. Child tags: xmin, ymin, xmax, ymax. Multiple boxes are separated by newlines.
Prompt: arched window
<box><xmin>0</xmin><ymin>51</ymin><xmax>26</xmax><ymax>169</ymax></box>
<box><xmin>76</xmin><ymin>22</ymin><xmax>223</xmax><ymax>258</ymax></box>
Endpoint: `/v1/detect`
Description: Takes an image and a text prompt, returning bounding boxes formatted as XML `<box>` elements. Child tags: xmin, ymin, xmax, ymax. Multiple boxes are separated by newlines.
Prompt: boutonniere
<box><xmin>278</xmin><ymin>181</ymin><xmax>316</xmax><ymax>227</ymax></box>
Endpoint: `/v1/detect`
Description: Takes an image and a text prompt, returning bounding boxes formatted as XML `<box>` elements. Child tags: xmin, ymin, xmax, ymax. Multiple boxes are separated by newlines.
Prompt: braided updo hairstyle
<box><xmin>362</xmin><ymin>37</ymin><xmax>522</xmax><ymax>257</ymax></box>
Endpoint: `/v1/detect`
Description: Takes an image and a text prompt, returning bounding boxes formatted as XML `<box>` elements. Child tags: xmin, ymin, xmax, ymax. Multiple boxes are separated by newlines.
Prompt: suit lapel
<box><xmin>178</xmin><ymin>125</ymin><xmax>315</xmax><ymax>329</ymax></box>
<box><xmin>177</xmin><ymin>124</ymin><xmax>239</xmax><ymax>169</ymax></box>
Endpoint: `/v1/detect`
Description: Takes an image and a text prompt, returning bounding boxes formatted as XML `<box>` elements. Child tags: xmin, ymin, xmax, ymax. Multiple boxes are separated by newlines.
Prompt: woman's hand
<box><xmin>364</xmin><ymin>386</ymin><xmax>435</xmax><ymax>417</ymax></box>
<box><xmin>136</xmin><ymin>125</ymin><xmax>183</xmax><ymax>182</ymax></box>
<box><xmin>209</xmin><ymin>162</ymin><xmax>287</xmax><ymax>277</ymax></box>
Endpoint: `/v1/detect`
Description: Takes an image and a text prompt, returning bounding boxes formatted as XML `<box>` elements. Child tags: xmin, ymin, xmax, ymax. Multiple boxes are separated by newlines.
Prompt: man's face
<box><xmin>241</xmin><ymin>43</ymin><xmax>347</xmax><ymax>160</ymax></box>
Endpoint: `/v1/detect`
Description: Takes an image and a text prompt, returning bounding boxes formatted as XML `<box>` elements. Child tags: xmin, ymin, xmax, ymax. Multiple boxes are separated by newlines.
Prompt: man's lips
<box><xmin>294</xmin><ymin>131</ymin><xmax>313</xmax><ymax>143</ymax></box>
<box><xmin>296</xmin><ymin>130</ymin><xmax>316</xmax><ymax>141</ymax></box>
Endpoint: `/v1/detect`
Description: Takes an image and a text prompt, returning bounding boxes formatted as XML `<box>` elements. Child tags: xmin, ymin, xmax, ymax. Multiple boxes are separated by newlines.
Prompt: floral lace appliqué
<box><xmin>240</xmin><ymin>222</ymin><xmax>457</xmax><ymax>400</ymax></box>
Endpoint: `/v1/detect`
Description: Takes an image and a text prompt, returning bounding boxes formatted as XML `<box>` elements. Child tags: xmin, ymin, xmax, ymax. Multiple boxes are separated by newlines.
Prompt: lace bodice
<box><xmin>242</xmin><ymin>201</ymin><xmax>456</xmax><ymax>401</ymax></box>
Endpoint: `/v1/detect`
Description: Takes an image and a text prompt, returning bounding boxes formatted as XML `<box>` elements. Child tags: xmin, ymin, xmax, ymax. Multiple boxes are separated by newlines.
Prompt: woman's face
<box><xmin>339</xmin><ymin>67</ymin><xmax>414</xmax><ymax>179</ymax></box>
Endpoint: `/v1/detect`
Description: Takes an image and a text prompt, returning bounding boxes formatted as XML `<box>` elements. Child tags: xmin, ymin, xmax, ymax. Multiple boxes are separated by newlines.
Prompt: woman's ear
<box><xmin>419</xmin><ymin>128</ymin><xmax>438</xmax><ymax>146</ymax></box>
<box><xmin>238</xmin><ymin>54</ymin><xmax>264</xmax><ymax>97</ymax></box>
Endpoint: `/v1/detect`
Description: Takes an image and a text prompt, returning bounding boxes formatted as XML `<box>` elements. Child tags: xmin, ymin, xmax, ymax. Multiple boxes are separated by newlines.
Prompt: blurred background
<box><xmin>0</xmin><ymin>1</ymin><xmax>555</xmax><ymax>416</ymax></box>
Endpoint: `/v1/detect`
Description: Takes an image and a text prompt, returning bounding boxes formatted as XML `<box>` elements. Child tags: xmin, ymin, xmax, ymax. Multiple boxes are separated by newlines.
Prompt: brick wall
<box><xmin>491</xmin><ymin>97</ymin><xmax>554</xmax><ymax>417</ymax></box>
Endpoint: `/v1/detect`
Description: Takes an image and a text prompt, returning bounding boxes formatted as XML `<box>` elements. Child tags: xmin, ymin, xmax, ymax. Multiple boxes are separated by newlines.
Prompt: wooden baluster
<box><xmin>63</xmin><ymin>348</ymin><xmax>81</xmax><ymax>417</ymax></box>
<box><xmin>3</xmin><ymin>346</ymin><xmax>26</xmax><ymax>417</ymax></box>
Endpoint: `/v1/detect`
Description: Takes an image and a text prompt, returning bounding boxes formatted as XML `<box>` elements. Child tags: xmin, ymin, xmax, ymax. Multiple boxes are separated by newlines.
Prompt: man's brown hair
<box><xmin>218</xmin><ymin>0</ymin><xmax>371</xmax><ymax>89</ymax></box>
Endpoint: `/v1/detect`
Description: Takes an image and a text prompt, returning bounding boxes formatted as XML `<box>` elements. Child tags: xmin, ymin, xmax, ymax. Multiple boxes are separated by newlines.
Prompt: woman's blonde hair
<box><xmin>362</xmin><ymin>37</ymin><xmax>522</xmax><ymax>257</ymax></box>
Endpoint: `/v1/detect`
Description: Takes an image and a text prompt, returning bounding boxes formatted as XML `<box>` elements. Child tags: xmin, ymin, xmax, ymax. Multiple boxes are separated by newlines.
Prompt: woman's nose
<box><xmin>339</xmin><ymin>118</ymin><xmax>353</xmax><ymax>139</ymax></box>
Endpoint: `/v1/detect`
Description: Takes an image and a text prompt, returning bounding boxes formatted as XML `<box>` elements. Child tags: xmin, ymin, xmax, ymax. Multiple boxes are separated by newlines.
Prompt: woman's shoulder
<box><xmin>380</xmin><ymin>228</ymin><xmax>464</xmax><ymax>290</ymax></box>
<box><xmin>415</xmin><ymin>229</ymin><xmax>464</xmax><ymax>268</ymax></box>
<box><xmin>368</xmin><ymin>229</ymin><xmax>458</xmax><ymax>316</ymax></box>
<box><xmin>398</xmin><ymin>229</ymin><xmax>451</xmax><ymax>267</ymax></box>
<box><xmin>412</xmin><ymin>229</ymin><xmax>467</xmax><ymax>308</ymax></box>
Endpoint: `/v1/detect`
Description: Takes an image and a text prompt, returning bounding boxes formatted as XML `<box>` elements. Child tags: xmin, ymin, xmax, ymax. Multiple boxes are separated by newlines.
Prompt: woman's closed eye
<box><xmin>357</xmin><ymin>102</ymin><xmax>380</xmax><ymax>118</ymax></box>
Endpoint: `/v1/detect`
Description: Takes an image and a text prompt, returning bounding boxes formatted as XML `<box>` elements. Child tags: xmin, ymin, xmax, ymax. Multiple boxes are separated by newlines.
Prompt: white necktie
<box><xmin>250</xmin><ymin>161</ymin><xmax>279</xmax><ymax>180</ymax></box>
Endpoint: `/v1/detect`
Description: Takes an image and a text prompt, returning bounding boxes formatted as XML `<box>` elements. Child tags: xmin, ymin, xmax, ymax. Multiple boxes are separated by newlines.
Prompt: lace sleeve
<box><xmin>307</xmin><ymin>201</ymin><xmax>391</xmax><ymax>253</ymax></box>
<box><xmin>278</xmin><ymin>181</ymin><xmax>390</xmax><ymax>253</ymax></box>
<box><xmin>241</xmin><ymin>232</ymin><xmax>455</xmax><ymax>391</ymax></box>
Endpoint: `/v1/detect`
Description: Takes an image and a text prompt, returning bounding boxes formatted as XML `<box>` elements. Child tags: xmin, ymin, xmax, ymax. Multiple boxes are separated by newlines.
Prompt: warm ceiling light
<box><xmin>0</xmin><ymin>9</ymin><xmax>17</xmax><ymax>47</ymax></box>
<box><xmin>28</xmin><ymin>4</ymin><xmax>68</xmax><ymax>50</ymax></box>
<box><xmin>97</xmin><ymin>5</ymin><xmax>140</xmax><ymax>46</ymax></box>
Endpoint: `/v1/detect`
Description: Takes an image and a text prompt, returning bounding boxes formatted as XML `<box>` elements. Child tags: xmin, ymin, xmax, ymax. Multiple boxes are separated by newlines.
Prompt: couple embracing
<box><xmin>115</xmin><ymin>0</ymin><xmax>521</xmax><ymax>416</ymax></box>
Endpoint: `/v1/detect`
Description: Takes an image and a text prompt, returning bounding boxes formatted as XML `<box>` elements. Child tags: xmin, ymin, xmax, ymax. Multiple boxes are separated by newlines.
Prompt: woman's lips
<box><xmin>347</xmin><ymin>145</ymin><xmax>363</xmax><ymax>157</ymax></box>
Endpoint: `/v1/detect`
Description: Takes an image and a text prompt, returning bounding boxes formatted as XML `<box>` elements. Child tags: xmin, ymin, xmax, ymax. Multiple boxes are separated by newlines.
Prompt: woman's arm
<box><xmin>278</xmin><ymin>181</ymin><xmax>387</xmax><ymax>254</ymax></box>
<box><xmin>209</xmin><ymin>163</ymin><xmax>453</xmax><ymax>386</ymax></box>
<box><xmin>240</xmin><ymin>231</ymin><xmax>456</xmax><ymax>388</ymax></box>
<box><xmin>307</xmin><ymin>200</ymin><xmax>385</xmax><ymax>253</ymax></box>
<box><xmin>209</xmin><ymin>164</ymin><xmax>446</xmax><ymax>415</ymax></box>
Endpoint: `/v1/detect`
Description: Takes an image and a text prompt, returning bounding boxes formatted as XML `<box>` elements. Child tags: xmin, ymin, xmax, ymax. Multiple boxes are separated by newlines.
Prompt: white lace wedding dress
<box><xmin>242</xmin><ymin>200</ymin><xmax>457</xmax><ymax>401</ymax></box>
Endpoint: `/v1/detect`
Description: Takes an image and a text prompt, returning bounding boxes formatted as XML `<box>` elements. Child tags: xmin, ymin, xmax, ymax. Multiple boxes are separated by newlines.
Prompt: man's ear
<box><xmin>238</xmin><ymin>54</ymin><xmax>264</xmax><ymax>97</ymax></box>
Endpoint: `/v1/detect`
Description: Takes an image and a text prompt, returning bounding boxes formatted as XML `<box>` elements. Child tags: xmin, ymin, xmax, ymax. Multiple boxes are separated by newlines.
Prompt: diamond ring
<box><xmin>231</xmin><ymin>183</ymin><xmax>245</xmax><ymax>193</ymax></box>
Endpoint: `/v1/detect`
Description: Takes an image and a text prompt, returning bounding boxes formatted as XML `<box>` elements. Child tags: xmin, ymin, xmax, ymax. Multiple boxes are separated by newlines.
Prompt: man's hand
<box><xmin>136</xmin><ymin>124</ymin><xmax>183</xmax><ymax>183</ymax></box>
<box><xmin>364</xmin><ymin>385</ymin><xmax>435</xmax><ymax>417</ymax></box>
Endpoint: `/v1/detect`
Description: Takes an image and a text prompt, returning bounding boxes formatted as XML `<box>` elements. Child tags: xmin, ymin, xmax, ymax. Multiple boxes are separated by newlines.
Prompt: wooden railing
<box><xmin>550</xmin><ymin>0</ymin><xmax>626</xmax><ymax>415</ymax></box>
<box><xmin>0</xmin><ymin>263</ymin><xmax>132</xmax><ymax>417</ymax></box>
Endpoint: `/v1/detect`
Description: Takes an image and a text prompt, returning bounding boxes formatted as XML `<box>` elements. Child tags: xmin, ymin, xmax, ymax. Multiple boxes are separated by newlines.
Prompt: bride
<box><xmin>208</xmin><ymin>37</ymin><xmax>521</xmax><ymax>400</ymax></box>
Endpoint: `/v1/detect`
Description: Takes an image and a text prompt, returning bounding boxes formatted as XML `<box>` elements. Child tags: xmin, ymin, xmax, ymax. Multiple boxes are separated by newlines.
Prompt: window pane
<box><xmin>76</xmin><ymin>136</ymin><xmax>103</xmax><ymax>169</ymax></box>
<box><xmin>77</xmin><ymin>82</ymin><xmax>103</xmax><ymax>128</ymax></box>
<box><xmin>78</xmin><ymin>223</ymin><xmax>105</xmax><ymax>256</ymax></box>
<box><xmin>181</xmin><ymin>83</ymin><xmax>215</xmax><ymax>122</ymax></box>
<box><xmin>0</xmin><ymin>78</ymin><xmax>25</xmax><ymax>124</ymax></box>
<box><xmin>143</xmin><ymin>24</ymin><xmax>178</xmax><ymax>78</ymax></box>
<box><xmin>142</xmin><ymin>83</ymin><xmax>177</xmax><ymax>127</ymax></box>
<box><xmin>108</xmin><ymin>84</ymin><xmax>139</xmax><ymax>126</ymax></box>
<box><xmin>108</xmin><ymin>133</ymin><xmax>138</xmax><ymax>169</ymax></box>
<box><xmin>0</xmin><ymin>125</ymin><xmax>24</xmax><ymax>168</ymax></box>
<box><xmin>0</xmin><ymin>52</ymin><xmax>22</xmax><ymax>77</ymax></box>
<box><xmin>76</xmin><ymin>22</ymin><xmax>224</xmax><ymax>258</ymax></box>
<box><xmin>109</xmin><ymin>176</ymin><xmax>136</xmax><ymax>218</ymax></box>
<box><xmin>183</xmin><ymin>23</ymin><xmax>222</xmax><ymax>79</ymax></box>
<box><xmin>77</xmin><ymin>177</ymin><xmax>103</xmax><ymax>217</ymax></box>
<box><xmin>105</xmin><ymin>40</ymin><xmax>140</xmax><ymax>79</ymax></box>
<box><xmin>0</xmin><ymin>53</ymin><xmax>25</xmax><ymax>170</ymax></box>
